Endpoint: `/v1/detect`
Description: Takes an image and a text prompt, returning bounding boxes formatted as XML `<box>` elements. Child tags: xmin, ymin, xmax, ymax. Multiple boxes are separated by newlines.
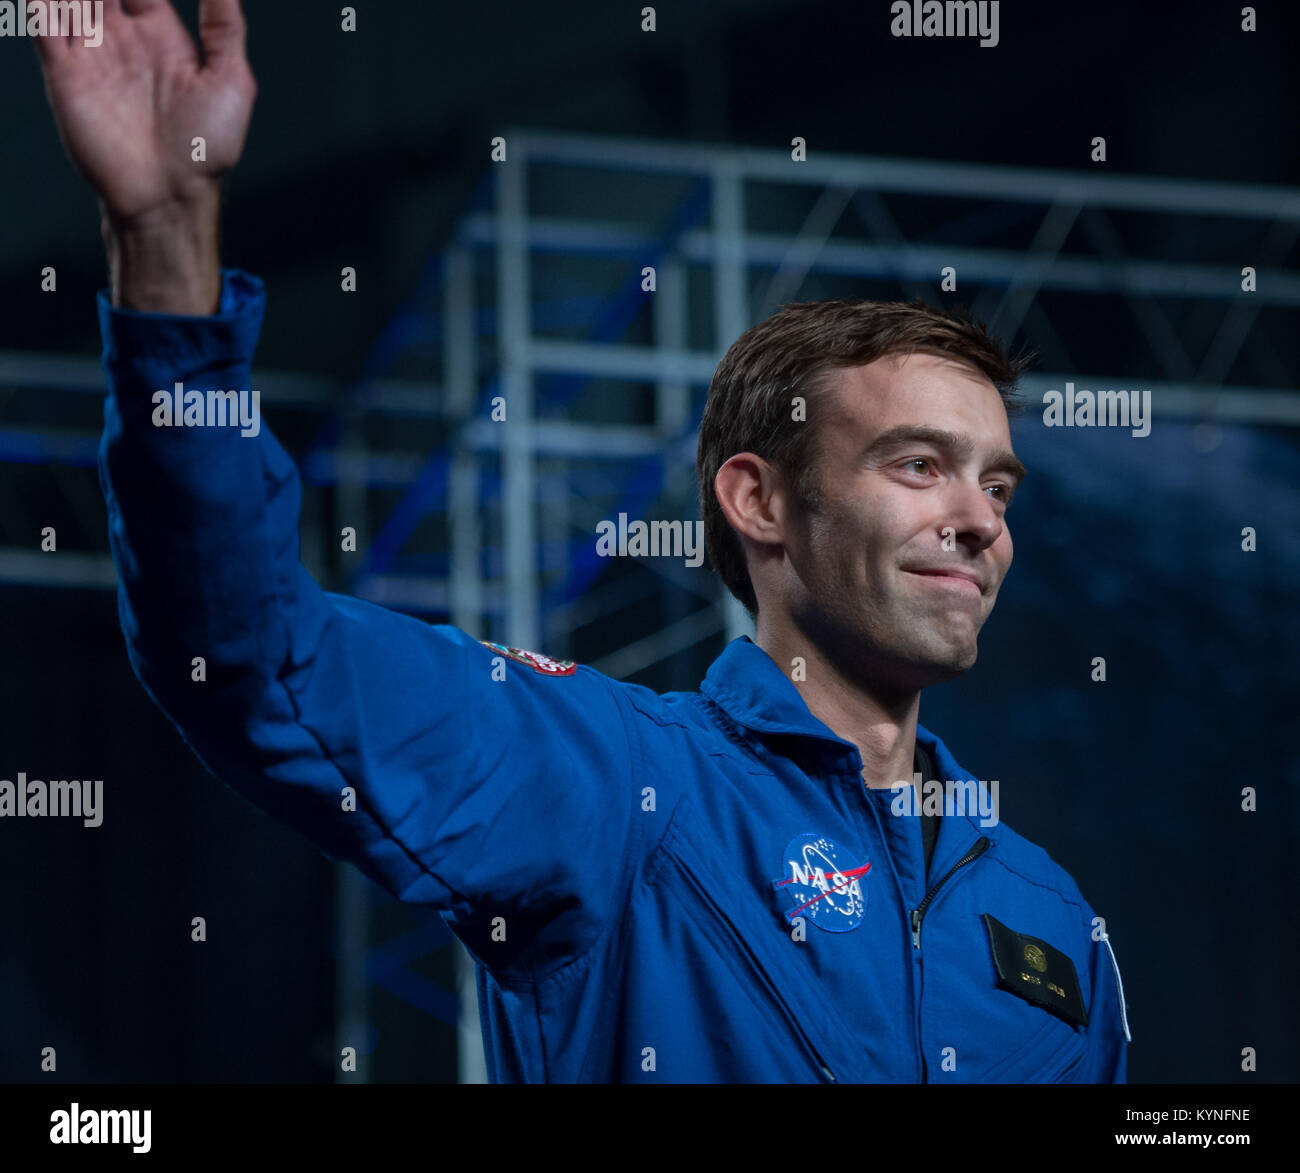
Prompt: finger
<box><xmin>197</xmin><ymin>0</ymin><xmax>248</xmax><ymax>65</ymax></box>
<box><xmin>33</xmin><ymin>0</ymin><xmax>121</xmax><ymax>65</ymax></box>
<box><xmin>31</xmin><ymin>20</ymin><xmax>71</xmax><ymax>68</ymax></box>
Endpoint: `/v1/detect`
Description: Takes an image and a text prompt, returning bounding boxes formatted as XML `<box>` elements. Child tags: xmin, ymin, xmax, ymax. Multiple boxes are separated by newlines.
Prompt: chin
<box><xmin>922</xmin><ymin>645</ymin><xmax>978</xmax><ymax>682</ymax></box>
<box><xmin>921</xmin><ymin>661</ymin><xmax>970</xmax><ymax>687</ymax></box>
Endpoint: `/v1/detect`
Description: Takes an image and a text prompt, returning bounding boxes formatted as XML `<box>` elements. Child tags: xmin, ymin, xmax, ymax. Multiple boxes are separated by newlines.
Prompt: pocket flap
<box><xmin>982</xmin><ymin>912</ymin><xmax>1088</xmax><ymax>1028</ymax></box>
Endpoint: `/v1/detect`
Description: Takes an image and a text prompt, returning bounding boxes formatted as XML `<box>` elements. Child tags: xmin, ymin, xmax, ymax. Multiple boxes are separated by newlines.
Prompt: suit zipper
<box><xmin>910</xmin><ymin>836</ymin><xmax>990</xmax><ymax>949</ymax></box>
<box><xmin>670</xmin><ymin>849</ymin><xmax>838</xmax><ymax>1083</ymax></box>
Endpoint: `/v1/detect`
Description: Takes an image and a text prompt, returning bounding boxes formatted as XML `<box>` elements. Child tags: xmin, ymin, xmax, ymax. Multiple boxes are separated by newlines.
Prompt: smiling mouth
<box><xmin>904</xmin><ymin>569</ymin><xmax>983</xmax><ymax>595</ymax></box>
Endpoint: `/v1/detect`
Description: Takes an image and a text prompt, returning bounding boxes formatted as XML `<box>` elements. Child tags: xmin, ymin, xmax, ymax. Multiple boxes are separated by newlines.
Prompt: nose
<box><xmin>941</xmin><ymin>478</ymin><xmax>1005</xmax><ymax>554</ymax></box>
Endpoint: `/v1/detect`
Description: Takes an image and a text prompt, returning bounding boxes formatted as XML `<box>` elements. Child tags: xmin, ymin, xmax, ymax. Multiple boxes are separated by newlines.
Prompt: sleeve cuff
<box><xmin>97</xmin><ymin>269</ymin><xmax>267</xmax><ymax>366</ymax></box>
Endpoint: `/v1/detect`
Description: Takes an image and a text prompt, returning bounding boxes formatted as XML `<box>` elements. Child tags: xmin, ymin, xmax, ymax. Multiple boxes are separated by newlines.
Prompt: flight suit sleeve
<box><xmin>1077</xmin><ymin>905</ymin><xmax>1131</xmax><ymax>1083</ymax></box>
<box><xmin>97</xmin><ymin>269</ymin><xmax>642</xmax><ymax>978</ymax></box>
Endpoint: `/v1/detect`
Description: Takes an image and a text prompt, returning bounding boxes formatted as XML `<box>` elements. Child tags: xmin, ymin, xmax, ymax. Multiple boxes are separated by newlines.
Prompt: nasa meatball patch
<box><xmin>478</xmin><ymin>640</ymin><xmax>577</xmax><ymax>676</ymax></box>
<box><xmin>772</xmin><ymin>833</ymin><xmax>870</xmax><ymax>932</ymax></box>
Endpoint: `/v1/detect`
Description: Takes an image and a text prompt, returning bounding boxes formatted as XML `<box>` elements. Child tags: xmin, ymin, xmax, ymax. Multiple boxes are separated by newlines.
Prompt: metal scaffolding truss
<box><xmin>2</xmin><ymin>128</ymin><xmax>1298</xmax><ymax>650</ymax></box>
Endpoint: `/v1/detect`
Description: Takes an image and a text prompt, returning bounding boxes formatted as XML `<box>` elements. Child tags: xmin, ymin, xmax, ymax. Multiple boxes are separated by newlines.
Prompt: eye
<box><xmin>985</xmin><ymin>483</ymin><xmax>1011</xmax><ymax>503</ymax></box>
<box><xmin>905</xmin><ymin>458</ymin><xmax>933</xmax><ymax>474</ymax></box>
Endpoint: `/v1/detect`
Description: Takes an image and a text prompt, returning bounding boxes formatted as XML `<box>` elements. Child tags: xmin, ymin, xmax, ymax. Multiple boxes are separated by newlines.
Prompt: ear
<box><xmin>714</xmin><ymin>453</ymin><xmax>789</xmax><ymax>548</ymax></box>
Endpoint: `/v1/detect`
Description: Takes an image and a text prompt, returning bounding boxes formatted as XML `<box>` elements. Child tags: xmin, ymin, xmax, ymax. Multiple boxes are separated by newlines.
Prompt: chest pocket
<box><xmin>977</xmin><ymin>913</ymin><xmax>1089</xmax><ymax>1082</ymax></box>
<box><xmin>654</xmin><ymin>806</ymin><xmax>842</xmax><ymax>1083</ymax></box>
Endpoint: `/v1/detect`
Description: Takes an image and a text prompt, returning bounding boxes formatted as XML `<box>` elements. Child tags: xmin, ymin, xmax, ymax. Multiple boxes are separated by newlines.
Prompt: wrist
<box><xmin>102</xmin><ymin>189</ymin><xmax>224</xmax><ymax>315</ymax></box>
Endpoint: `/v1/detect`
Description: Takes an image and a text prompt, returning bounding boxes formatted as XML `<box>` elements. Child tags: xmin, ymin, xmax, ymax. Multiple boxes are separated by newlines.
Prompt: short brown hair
<box><xmin>696</xmin><ymin>298</ymin><xmax>1032</xmax><ymax>615</ymax></box>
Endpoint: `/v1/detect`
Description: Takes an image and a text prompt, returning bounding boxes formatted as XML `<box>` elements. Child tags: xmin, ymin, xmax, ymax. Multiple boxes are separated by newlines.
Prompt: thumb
<box><xmin>197</xmin><ymin>0</ymin><xmax>249</xmax><ymax>66</ymax></box>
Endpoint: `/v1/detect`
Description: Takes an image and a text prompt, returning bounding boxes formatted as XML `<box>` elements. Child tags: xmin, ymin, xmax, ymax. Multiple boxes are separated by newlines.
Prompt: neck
<box><xmin>756</xmin><ymin>613</ymin><xmax>921</xmax><ymax>792</ymax></box>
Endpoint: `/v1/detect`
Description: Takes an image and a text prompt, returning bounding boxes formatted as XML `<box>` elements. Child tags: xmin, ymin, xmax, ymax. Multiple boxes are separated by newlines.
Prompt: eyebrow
<box><xmin>860</xmin><ymin>425</ymin><xmax>1028</xmax><ymax>486</ymax></box>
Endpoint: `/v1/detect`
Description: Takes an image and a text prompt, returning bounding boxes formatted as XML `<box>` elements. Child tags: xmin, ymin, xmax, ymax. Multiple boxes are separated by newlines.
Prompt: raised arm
<box><xmin>35</xmin><ymin>0</ymin><xmax>642</xmax><ymax>977</ymax></box>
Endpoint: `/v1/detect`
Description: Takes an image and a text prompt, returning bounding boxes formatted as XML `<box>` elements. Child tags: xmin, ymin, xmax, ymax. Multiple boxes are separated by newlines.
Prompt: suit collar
<box><xmin>698</xmin><ymin>636</ymin><xmax>975</xmax><ymax>786</ymax></box>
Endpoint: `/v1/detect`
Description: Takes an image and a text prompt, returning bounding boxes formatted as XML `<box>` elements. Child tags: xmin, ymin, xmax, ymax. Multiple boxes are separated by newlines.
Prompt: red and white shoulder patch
<box><xmin>479</xmin><ymin>640</ymin><xmax>577</xmax><ymax>676</ymax></box>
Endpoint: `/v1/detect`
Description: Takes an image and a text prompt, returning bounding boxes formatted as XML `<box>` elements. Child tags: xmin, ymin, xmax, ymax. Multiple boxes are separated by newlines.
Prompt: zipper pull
<box><xmin>910</xmin><ymin>908</ymin><xmax>922</xmax><ymax>949</ymax></box>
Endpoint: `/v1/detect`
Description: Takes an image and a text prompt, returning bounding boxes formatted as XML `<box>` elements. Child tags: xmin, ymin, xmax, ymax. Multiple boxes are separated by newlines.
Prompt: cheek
<box><xmin>993</xmin><ymin>530</ymin><xmax>1013</xmax><ymax>579</ymax></box>
<box><xmin>823</xmin><ymin>506</ymin><xmax>884</xmax><ymax>566</ymax></box>
<box><xmin>806</xmin><ymin>505</ymin><xmax>866</xmax><ymax>583</ymax></box>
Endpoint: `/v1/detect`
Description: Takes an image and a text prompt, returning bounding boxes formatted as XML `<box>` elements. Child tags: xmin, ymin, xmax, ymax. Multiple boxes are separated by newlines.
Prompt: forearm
<box><xmin>94</xmin><ymin>267</ymin><xmax>504</xmax><ymax>908</ymax></box>
<box><xmin>100</xmin><ymin>189</ymin><xmax>223</xmax><ymax>316</ymax></box>
<box><xmin>98</xmin><ymin>266</ymin><xmax>295</xmax><ymax>692</ymax></box>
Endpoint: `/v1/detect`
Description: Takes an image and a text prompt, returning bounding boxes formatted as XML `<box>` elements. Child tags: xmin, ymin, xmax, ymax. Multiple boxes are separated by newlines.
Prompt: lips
<box><xmin>903</xmin><ymin>567</ymin><xmax>985</xmax><ymax>592</ymax></box>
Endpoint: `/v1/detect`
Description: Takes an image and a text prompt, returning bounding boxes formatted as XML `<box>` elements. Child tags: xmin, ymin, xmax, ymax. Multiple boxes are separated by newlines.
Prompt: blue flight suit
<box><xmin>96</xmin><ymin>269</ymin><xmax>1131</xmax><ymax>1082</ymax></box>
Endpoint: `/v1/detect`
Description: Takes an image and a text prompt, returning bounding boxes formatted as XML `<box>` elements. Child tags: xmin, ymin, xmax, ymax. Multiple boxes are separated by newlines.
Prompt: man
<box><xmin>38</xmin><ymin>0</ymin><xmax>1129</xmax><ymax>1082</ymax></box>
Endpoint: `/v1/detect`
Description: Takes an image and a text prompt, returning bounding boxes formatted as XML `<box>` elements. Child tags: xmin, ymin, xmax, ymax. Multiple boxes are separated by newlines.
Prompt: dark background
<box><xmin>1</xmin><ymin>0</ymin><xmax>1296</xmax><ymax>1082</ymax></box>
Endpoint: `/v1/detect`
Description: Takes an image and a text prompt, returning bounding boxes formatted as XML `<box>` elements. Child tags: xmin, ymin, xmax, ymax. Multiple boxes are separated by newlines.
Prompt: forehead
<box><xmin>820</xmin><ymin>352</ymin><xmax>1012</xmax><ymax>447</ymax></box>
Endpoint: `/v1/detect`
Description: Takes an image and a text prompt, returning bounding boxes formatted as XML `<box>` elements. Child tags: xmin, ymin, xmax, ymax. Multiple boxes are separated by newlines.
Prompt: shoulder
<box><xmin>926</xmin><ymin>724</ymin><xmax>1095</xmax><ymax>921</ymax></box>
<box><xmin>983</xmin><ymin>817</ymin><xmax>1095</xmax><ymax>925</ymax></box>
<box><xmin>450</xmin><ymin>631</ymin><xmax>727</xmax><ymax>753</ymax></box>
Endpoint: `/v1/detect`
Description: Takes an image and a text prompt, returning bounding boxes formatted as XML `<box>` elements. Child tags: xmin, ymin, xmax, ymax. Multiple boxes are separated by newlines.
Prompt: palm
<box><xmin>35</xmin><ymin>0</ymin><xmax>254</xmax><ymax>223</ymax></box>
